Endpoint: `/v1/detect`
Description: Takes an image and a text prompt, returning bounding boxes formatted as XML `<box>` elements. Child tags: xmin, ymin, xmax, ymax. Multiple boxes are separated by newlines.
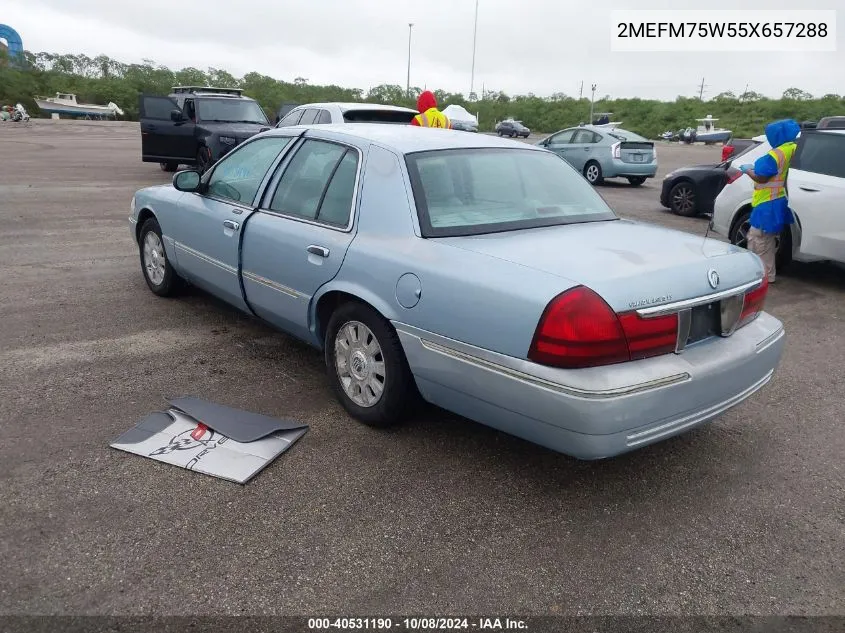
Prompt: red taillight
<box><xmin>722</xmin><ymin>145</ymin><xmax>734</xmax><ymax>162</ymax></box>
<box><xmin>738</xmin><ymin>276</ymin><xmax>768</xmax><ymax>327</ymax></box>
<box><xmin>726</xmin><ymin>167</ymin><xmax>742</xmax><ymax>185</ymax></box>
<box><xmin>617</xmin><ymin>311</ymin><xmax>679</xmax><ymax>360</ymax></box>
<box><xmin>528</xmin><ymin>286</ymin><xmax>679</xmax><ymax>369</ymax></box>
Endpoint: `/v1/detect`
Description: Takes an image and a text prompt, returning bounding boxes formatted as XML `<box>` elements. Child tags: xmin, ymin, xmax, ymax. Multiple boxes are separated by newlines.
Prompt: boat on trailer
<box><xmin>34</xmin><ymin>93</ymin><xmax>125</xmax><ymax>119</ymax></box>
<box><xmin>681</xmin><ymin>115</ymin><xmax>732</xmax><ymax>144</ymax></box>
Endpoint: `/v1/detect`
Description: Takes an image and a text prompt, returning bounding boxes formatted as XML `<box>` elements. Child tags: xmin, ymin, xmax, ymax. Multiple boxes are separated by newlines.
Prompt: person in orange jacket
<box><xmin>411</xmin><ymin>90</ymin><xmax>452</xmax><ymax>128</ymax></box>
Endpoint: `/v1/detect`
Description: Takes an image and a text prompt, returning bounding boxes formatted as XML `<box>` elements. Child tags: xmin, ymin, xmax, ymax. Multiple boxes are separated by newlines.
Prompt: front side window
<box><xmin>406</xmin><ymin>148</ymin><xmax>617</xmax><ymax>237</ymax></box>
<box><xmin>197</xmin><ymin>98</ymin><xmax>268</xmax><ymax>124</ymax></box>
<box><xmin>268</xmin><ymin>140</ymin><xmax>359</xmax><ymax>226</ymax></box>
<box><xmin>792</xmin><ymin>132</ymin><xmax>845</xmax><ymax>178</ymax></box>
<box><xmin>278</xmin><ymin>109</ymin><xmax>304</xmax><ymax>127</ymax></box>
<box><xmin>206</xmin><ymin>136</ymin><xmax>292</xmax><ymax>204</ymax></box>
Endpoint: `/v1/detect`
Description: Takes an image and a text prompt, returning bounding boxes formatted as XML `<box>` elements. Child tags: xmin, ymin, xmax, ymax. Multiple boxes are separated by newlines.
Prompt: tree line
<box><xmin>1</xmin><ymin>51</ymin><xmax>843</xmax><ymax>138</ymax></box>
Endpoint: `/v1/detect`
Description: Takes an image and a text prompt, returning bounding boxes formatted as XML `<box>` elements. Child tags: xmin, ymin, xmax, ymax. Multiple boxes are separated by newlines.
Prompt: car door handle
<box><xmin>307</xmin><ymin>245</ymin><xmax>330</xmax><ymax>257</ymax></box>
<box><xmin>799</xmin><ymin>186</ymin><xmax>819</xmax><ymax>192</ymax></box>
<box><xmin>222</xmin><ymin>219</ymin><xmax>240</xmax><ymax>230</ymax></box>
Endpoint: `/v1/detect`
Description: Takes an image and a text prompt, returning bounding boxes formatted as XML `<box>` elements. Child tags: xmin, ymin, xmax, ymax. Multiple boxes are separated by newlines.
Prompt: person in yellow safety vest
<box><xmin>737</xmin><ymin>118</ymin><xmax>800</xmax><ymax>284</ymax></box>
<box><xmin>410</xmin><ymin>90</ymin><xmax>452</xmax><ymax>129</ymax></box>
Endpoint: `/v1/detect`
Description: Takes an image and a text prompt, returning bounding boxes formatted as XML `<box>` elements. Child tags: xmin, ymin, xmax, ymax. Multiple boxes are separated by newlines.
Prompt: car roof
<box><xmin>292</xmin><ymin>102</ymin><xmax>417</xmax><ymax>114</ymax></box>
<box><xmin>266</xmin><ymin>123</ymin><xmax>546</xmax><ymax>154</ymax></box>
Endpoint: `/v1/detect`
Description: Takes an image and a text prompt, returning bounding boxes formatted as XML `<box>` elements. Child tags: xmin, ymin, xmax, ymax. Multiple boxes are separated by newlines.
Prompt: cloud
<box><xmin>1</xmin><ymin>0</ymin><xmax>840</xmax><ymax>99</ymax></box>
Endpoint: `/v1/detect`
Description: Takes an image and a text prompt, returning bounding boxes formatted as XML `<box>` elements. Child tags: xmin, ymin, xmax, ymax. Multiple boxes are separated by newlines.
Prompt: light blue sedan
<box><xmin>536</xmin><ymin>125</ymin><xmax>658</xmax><ymax>186</ymax></box>
<box><xmin>130</xmin><ymin>124</ymin><xmax>784</xmax><ymax>460</ymax></box>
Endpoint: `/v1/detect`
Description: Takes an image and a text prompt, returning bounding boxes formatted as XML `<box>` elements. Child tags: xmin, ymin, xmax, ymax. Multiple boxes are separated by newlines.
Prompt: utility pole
<box><xmin>740</xmin><ymin>82</ymin><xmax>749</xmax><ymax>102</ymax></box>
<box><xmin>589</xmin><ymin>83</ymin><xmax>596</xmax><ymax>124</ymax></box>
<box><xmin>697</xmin><ymin>76</ymin><xmax>707</xmax><ymax>100</ymax></box>
<box><xmin>579</xmin><ymin>80</ymin><xmax>583</xmax><ymax>100</ymax></box>
<box><xmin>406</xmin><ymin>23</ymin><xmax>414</xmax><ymax>99</ymax></box>
<box><xmin>469</xmin><ymin>0</ymin><xmax>479</xmax><ymax>99</ymax></box>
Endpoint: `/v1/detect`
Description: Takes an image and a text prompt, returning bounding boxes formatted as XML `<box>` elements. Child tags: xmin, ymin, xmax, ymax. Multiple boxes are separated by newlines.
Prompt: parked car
<box><xmin>661</xmin><ymin>136</ymin><xmax>764</xmax><ymax>216</ymax></box>
<box><xmin>536</xmin><ymin>125</ymin><xmax>658</xmax><ymax>186</ymax></box>
<box><xmin>721</xmin><ymin>137</ymin><xmax>757</xmax><ymax>162</ymax></box>
<box><xmin>442</xmin><ymin>104</ymin><xmax>478</xmax><ymax>132</ymax></box>
<box><xmin>130</xmin><ymin>124</ymin><xmax>784</xmax><ymax>460</ymax></box>
<box><xmin>712</xmin><ymin>128</ymin><xmax>845</xmax><ymax>269</ymax></box>
<box><xmin>817</xmin><ymin>115</ymin><xmax>845</xmax><ymax>129</ymax></box>
<box><xmin>276</xmin><ymin>102</ymin><xmax>417</xmax><ymax>127</ymax></box>
<box><xmin>495</xmin><ymin>119</ymin><xmax>530</xmax><ymax>138</ymax></box>
<box><xmin>139</xmin><ymin>86</ymin><xmax>272</xmax><ymax>174</ymax></box>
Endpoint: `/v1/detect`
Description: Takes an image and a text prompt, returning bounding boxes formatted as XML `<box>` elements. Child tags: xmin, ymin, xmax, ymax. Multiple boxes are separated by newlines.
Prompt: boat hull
<box><xmin>34</xmin><ymin>99</ymin><xmax>117</xmax><ymax>117</ymax></box>
<box><xmin>696</xmin><ymin>131</ymin><xmax>732</xmax><ymax>144</ymax></box>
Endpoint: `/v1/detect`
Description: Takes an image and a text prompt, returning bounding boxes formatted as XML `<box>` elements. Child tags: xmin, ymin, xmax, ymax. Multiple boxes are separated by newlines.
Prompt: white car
<box><xmin>276</xmin><ymin>102</ymin><xmax>417</xmax><ymax>127</ymax></box>
<box><xmin>712</xmin><ymin>129</ymin><xmax>845</xmax><ymax>268</ymax></box>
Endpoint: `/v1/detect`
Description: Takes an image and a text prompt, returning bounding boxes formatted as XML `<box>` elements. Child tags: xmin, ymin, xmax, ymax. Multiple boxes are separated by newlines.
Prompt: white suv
<box><xmin>276</xmin><ymin>102</ymin><xmax>417</xmax><ymax>127</ymax></box>
<box><xmin>712</xmin><ymin>129</ymin><xmax>845</xmax><ymax>268</ymax></box>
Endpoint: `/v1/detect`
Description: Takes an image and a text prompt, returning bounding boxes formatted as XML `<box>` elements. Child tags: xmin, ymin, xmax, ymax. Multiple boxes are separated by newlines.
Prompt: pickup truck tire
<box><xmin>139</xmin><ymin>217</ymin><xmax>183</xmax><ymax>297</ymax></box>
<box><xmin>325</xmin><ymin>301</ymin><xmax>416</xmax><ymax>427</ymax></box>
<box><xmin>160</xmin><ymin>161</ymin><xmax>179</xmax><ymax>172</ymax></box>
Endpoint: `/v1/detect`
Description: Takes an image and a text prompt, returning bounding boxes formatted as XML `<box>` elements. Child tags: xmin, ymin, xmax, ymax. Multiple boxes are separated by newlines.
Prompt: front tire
<box><xmin>138</xmin><ymin>217</ymin><xmax>183</xmax><ymax>297</ymax></box>
<box><xmin>669</xmin><ymin>181</ymin><xmax>697</xmax><ymax>216</ymax></box>
<box><xmin>584</xmin><ymin>161</ymin><xmax>603</xmax><ymax>185</ymax></box>
<box><xmin>325</xmin><ymin>301</ymin><xmax>417</xmax><ymax>427</ymax></box>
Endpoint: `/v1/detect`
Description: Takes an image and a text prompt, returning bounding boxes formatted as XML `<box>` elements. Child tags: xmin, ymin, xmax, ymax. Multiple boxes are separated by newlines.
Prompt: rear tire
<box><xmin>584</xmin><ymin>161</ymin><xmax>603</xmax><ymax>185</ymax></box>
<box><xmin>325</xmin><ymin>301</ymin><xmax>418</xmax><ymax>427</ymax></box>
<box><xmin>669</xmin><ymin>181</ymin><xmax>697</xmax><ymax>216</ymax></box>
<box><xmin>627</xmin><ymin>176</ymin><xmax>646</xmax><ymax>186</ymax></box>
<box><xmin>160</xmin><ymin>161</ymin><xmax>179</xmax><ymax>172</ymax></box>
<box><xmin>729</xmin><ymin>208</ymin><xmax>793</xmax><ymax>271</ymax></box>
<box><xmin>138</xmin><ymin>217</ymin><xmax>183</xmax><ymax>297</ymax></box>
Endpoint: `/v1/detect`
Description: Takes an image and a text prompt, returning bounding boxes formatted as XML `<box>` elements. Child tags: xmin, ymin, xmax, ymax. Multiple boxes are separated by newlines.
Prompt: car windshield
<box><xmin>406</xmin><ymin>148</ymin><xmax>617</xmax><ymax>237</ymax></box>
<box><xmin>197</xmin><ymin>98</ymin><xmax>268</xmax><ymax>124</ymax></box>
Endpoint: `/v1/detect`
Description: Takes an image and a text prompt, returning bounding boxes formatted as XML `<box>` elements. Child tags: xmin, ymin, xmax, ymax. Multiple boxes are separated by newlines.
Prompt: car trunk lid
<box><xmin>616</xmin><ymin>141</ymin><xmax>655</xmax><ymax>164</ymax></box>
<box><xmin>439</xmin><ymin>219</ymin><xmax>758</xmax><ymax>313</ymax></box>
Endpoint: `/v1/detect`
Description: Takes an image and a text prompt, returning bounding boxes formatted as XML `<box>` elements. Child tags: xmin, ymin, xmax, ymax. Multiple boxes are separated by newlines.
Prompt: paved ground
<box><xmin>1</xmin><ymin>121</ymin><xmax>843</xmax><ymax>617</ymax></box>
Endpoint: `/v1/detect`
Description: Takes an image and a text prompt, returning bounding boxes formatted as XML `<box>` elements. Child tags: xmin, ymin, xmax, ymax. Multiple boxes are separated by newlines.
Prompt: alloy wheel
<box><xmin>143</xmin><ymin>232</ymin><xmax>166</xmax><ymax>286</ymax></box>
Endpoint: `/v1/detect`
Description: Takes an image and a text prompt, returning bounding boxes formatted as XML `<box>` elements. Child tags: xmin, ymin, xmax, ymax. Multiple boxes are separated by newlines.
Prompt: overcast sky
<box><xmin>0</xmin><ymin>0</ymin><xmax>841</xmax><ymax>101</ymax></box>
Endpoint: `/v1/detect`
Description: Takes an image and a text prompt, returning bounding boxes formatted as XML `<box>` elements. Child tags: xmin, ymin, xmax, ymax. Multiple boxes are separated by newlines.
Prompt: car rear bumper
<box><xmin>395</xmin><ymin>312</ymin><xmax>785</xmax><ymax>460</ymax></box>
<box><xmin>604</xmin><ymin>158</ymin><xmax>658</xmax><ymax>178</ymax></box>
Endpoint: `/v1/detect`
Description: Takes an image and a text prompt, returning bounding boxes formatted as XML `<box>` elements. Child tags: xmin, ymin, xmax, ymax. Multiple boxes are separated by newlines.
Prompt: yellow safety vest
<box><xmin>414</xmin><ymin>108</ymin><xmax>451</xmax><ymax>129</ymax></box>
<box><xmin>751</xmin><ymin>142</ymin><xmax>796</xmax><ymax>207</ymax></box>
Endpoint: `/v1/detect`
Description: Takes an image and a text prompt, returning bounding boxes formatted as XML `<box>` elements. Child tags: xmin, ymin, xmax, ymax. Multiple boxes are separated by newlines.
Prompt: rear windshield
<box><xmin>342</xmin><ymin>109</ymin><xmax>416</xmax><ymax>124</ymax></box>
<box><xmin>607</xmin><ymin>129</ymin><xmax>648</xmax><ymax>142</ymax></box>
<box><xmin>197</xmin><ymin>98</ymin><xmax>268</xmax><ymax>125</ymax></box>
<box><xmin>406</xmin><ymin>148</ymin><xmax>618</xmax><ymax>237</ymax></box>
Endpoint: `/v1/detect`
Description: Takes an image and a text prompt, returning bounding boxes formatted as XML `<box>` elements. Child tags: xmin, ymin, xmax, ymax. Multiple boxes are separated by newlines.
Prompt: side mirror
<box><xmin>173</xmin><ymin>170</ymin><xmax>201</xmax><ymax>192</ymax></box>
<box><xmin>170</xmin><ymin>109</ymin><xmax>184</xmax><ymax>122</ymax></box>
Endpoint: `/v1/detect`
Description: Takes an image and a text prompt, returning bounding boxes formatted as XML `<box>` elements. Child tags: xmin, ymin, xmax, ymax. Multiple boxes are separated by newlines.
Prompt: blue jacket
<box><xmin>749</xmin><ymin>119</ymin><xmax>800</xmax><ymax>234</ymax></box>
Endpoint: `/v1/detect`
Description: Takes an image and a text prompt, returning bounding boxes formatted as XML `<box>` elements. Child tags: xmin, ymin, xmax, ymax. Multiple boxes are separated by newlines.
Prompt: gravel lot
<box><xmin>1</xmin><ymin>120</ymin><xmax>843</xmax><ymax>617</ymax></box>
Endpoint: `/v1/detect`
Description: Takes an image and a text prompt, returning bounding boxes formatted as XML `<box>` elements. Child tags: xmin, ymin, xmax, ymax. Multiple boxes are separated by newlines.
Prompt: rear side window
<box><xmin>278</xmin><ymin>109</ymin><xmax>304</xmax><ymax>127</ymax></box>
<box><xmin>342</xmin><ymin>109</ymin><xmax>416</xmax><ymax>124</ymax></box>
<box><xmin>298</xmin><ymin>109</ymin><xmax>320</xmax><ymax>124</ymax></box>
<box><xmin>317</xmin><ymin>109</ymin><xmax>333</xmax><ymax>124</ymax></box>
<box><xmin>792</xmin><ymin>133</ymin><xmax>845</xmax><ymax>178</ymax></box>
<box><xmin>267</xmin><ymin>140</ymin><xmax>358</xmax><ymax>226</ymax></box>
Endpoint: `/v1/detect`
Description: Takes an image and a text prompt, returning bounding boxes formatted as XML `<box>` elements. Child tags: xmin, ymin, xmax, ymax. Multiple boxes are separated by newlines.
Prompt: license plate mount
<box><xmin>686</xmin><ymin>301</ymin><xmax>721</xmax><ymax>346</ymax></box>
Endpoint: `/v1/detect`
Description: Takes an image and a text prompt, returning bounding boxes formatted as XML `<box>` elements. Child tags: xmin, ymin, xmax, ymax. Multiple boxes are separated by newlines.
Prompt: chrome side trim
<box><xmin>174</xmin><ymin>241</ymin><xmax>237</xmax><ymax>275</ymax></box>
<box><xmin>625</xmin><ymin>369</ymin><xmax>774</xmax><ymax>446</ymax></box>
<box><xmin>637</xmin><ymin>279</ymin><xmax>761</xmax><ymax>317</ymax></box>
<box><xmin>128</xmin><ymin>216</ymin><xmax>137</xmax><ymax>225</ymax></box>
<box><xmin>755</xmin><ymin>325</ymin><xmax>785</xmax><ymax>353</ymax></box>
<box><xmin>242</xmin><ymin>270</ymin><xmax>301</xmax><ymax>299</ymax></box>
<box><xmin>416</xmin><ymin>337</ymin><xmax>690</xmax><ymax>400</ymax></box>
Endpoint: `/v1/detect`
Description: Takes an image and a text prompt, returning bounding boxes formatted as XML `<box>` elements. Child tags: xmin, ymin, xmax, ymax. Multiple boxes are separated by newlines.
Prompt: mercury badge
<box><xmin>707</xmin><ymin>268</ymin><xmax>720</xmax><ymax>289</ymax></box>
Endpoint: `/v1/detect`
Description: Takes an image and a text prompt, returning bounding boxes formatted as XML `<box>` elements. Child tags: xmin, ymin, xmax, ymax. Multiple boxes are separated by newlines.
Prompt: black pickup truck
<box><xmin>139</xmin><ymin>86</ymin><xmax>272</xmax><ymax>173</ymax></box>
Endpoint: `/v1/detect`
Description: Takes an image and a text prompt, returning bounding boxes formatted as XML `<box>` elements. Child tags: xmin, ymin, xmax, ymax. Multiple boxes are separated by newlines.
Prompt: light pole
<box><xmin>589</xmin><ymin>83</ymin><xmax>596</xmax><ymax>124</ymax></box>
<box><xmin>469</xmin><ymin>0</ymin><xmax>479</xmax><ymax>99</ymax></box>
<box><xmin>406</xmin><ymin>23</ymin><xmax>414</xmax><ymax>99</ymax></box>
